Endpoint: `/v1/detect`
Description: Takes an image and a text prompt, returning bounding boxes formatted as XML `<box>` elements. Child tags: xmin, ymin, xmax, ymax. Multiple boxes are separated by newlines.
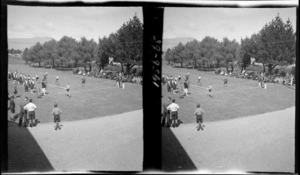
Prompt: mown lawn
<box><xmin>7</xmin><ymin>58</ymin><xmax>142</xmax><ymax>124</ymax></box>
<box><xmin>162</xmin><ymin>65</ymin><xmax>295</xmax><ymax>123</ymax></box>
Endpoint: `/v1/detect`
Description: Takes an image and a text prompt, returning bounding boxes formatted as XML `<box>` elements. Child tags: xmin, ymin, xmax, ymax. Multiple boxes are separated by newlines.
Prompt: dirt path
<box><xmin>163</xmin><ymin>107</ymin><xmax>295</xmax><ymax>173</ymax></box>
<box><xmin>8</xmin><ymin>110</ymin><xmax>143</xmax><ymax>172</ymax></box>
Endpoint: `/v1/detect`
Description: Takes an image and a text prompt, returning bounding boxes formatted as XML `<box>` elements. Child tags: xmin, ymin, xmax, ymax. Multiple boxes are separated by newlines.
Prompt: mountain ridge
<box><xmin>8</xmin><ymin>37</ymin><xmax>54</xmax><ymax>51</ymax></box>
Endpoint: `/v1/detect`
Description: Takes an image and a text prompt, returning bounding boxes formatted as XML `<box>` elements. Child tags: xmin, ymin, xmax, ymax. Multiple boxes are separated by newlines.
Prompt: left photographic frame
<box><xmin>5</xmin><ymin>5</ymin><xmax>143</xmax><ymax>172</ymax></box>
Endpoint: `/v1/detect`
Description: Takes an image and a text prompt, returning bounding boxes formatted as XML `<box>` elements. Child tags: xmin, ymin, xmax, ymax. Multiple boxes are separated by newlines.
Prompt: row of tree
<box><xmin>164</xmin><ymin>14</ymin><xmax>296</xmax><ymax>74</ymax></box>
<box><xmin>8</xmin><ymin>48</ymin><xmax>22</xmax><ymax>55</ymax></box>
<box><xmin>22</xmin><ymin>15</ymin><xmax>143</xmax><ymax>74</ymax></box>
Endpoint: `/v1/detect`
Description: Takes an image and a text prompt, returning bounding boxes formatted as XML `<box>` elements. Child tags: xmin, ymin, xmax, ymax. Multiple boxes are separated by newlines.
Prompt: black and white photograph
<box><xmin>5</xmin><ymin>6</ymin><xmax>143</xmax><ymax>172</ymax></box>
<box><xmin>1</xmin><ymin>1</ymin><xmax>298</xmax><ymax>174</ymax></box>
<box><xmin>161</xmin><ymin>7</ymin><xmax>296</xmax><ymax>173</ymax></box>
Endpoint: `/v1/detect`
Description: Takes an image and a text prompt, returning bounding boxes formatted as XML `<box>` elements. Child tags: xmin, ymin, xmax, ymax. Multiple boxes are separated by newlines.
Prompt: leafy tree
<box><xmin>57</xmin><ymin>36</ymin><xmax>78</xmax><ymax>67</ymax></box>
<box><xmin>255</xmin><ymin>14</ymin><xmax>296</xmax><ymax>74</ymax></box>
<box><xmin>199</xmin><ymin>36</ymin><xmax>220</xmax><ymax>68</ymax></box>
<box><xmin>97</xmin><ymin>33</ymin><xmax>117</xmax><ymax>71</ymax></box>
<box><xmin>22</xmin><ymin>48</ymin><xmax>30</xmax><ymax>64</ymax></box>
<box><xmin>185</xmin><ymin>39</ymin><xmax>200</xmax><ymax>68</ymax></box>
<box><xmin>114</xmin><ymin>14</ymin><xmax>143</xmax><ymax>74</ymax></box>
<box><xmin>239</xmin><ymin>37</ymin><xmax>255</xmax><ymax>72</ymax></box>
<box><xmin>28</xmin><ymin>42</ymin><xmax>44</xmax><ymax>67</ymax></box>
<box><xmin>219</xmin><ymin>38</ymin><xmax>239</xmax><ymax>72</ymax></box>
<box><xmin>43</xmin><ymin>39</ymin><xmax>59</xmax><ymax>67</ymax></box>
<box><xmin>164</xmin><ymin>48</ymin><xmax>173</xmax><ymax>65</ymax></box>
<box><xmin>172</xmin><ymin>42</ymin><xmax>186</xmax><ymax>68</ymax></box>
<box><xmin>78</xmin><ymin>37</ymin><xmax>98</xmax><ymax>72</ymax></box>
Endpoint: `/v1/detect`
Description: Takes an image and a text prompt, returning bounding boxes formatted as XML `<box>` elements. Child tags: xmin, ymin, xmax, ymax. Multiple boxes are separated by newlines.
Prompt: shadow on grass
<box><xmin>6</xmin><ymin>121</ymin><xmax>54</xmax><ymax>173</ymax></box>
<box><xmin>162</xmin><ymin>127</ymin><xmax>197</xmax><ymax>172</ymax></box>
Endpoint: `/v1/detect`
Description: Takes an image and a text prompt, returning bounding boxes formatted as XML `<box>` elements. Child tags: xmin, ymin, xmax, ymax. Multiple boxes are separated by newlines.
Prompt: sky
<box><xmin>8</xmin><ymin>6</ymin><xmax>143</xmax><ymax>41</ymax></box>
<box><xmin>163</xmin><ymin>7</ymin><xmax>297</xmax><ymax>43</ymax></box>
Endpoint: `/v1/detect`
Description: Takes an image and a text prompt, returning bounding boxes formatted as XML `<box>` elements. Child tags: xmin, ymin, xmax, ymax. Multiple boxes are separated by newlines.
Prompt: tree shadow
<box><xmin>6</xmin><ymin>121</ymin><xmax>54</xmax><ymax>173</ymax></box>
<box><xmin>161</xmin><ymin>127</ymin><xmax>197</xmax><ymax>172</ymax></box>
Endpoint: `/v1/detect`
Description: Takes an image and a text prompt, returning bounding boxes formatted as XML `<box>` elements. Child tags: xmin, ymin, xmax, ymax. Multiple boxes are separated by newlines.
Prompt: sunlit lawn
<box><xmin>162</xmin><ymin>65</ymin><xmax>295</xmax><ymax>123</ymax></box>
<box><xmin>8</xmin><ymin>58</ymin><xmax>142</xmax><ymax>123</ymax></box>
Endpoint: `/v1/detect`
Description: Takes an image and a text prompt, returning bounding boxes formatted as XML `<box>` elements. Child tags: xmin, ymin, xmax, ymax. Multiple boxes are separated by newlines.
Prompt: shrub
<box><xmin>104</xmin><ymin>65</ymin><xmax>122</xmax><ymax>73</ymax></box>
<box><xmin>246</xmin><ymin>65</ymin><xmax>263</xmax><ymax>73</ymax></box>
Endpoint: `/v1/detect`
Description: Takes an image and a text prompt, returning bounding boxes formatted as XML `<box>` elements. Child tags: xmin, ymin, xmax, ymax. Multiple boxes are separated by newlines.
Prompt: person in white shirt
<box><xmin>167</xmin><ymin>99</ymin><xmax>180</xmax><ymax>128</ymax></box>
<box><xmin>23</xmin><ymin>99</ymin><xmax>37</xmax><ymax>127</ymax></box>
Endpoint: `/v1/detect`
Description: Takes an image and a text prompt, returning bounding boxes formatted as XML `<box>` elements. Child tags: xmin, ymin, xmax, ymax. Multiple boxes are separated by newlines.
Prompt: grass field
<box><xmin>162</xmin><ymin>64</ymin><xmax>295</xmax><ymax>124</ymax></box>
<box><xmin>7</xmin><ymin>57</ymin><xmax>142</xmax><ymax>124</ymax></box>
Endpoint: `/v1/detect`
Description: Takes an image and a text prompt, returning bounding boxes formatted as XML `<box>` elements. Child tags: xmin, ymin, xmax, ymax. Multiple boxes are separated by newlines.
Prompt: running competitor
<box><xmin>197</xmin><ymin>76</ymin><xmax>201</xmax><ymax>86</ymax></box>
<box><xmin>81</xmin><ymin>76</ymin><xmax>86</xmax><ymax>87</ymax></box>
<box><xmin>208</xmin><ymin>83</ymin><xmax>213</xmax><ymax>97</ymax></box>
<box><xmin>35</xmin><ymin>74</ymin><xmax>39</xmax><ymax>81</ymax></box>
<box><xmin>55</xmin><ymin>75</ymin><xmax>60</xmax><ymax>86</ymax></box>
<box><xmin>65</xmin><ymin>83</ymin><xmax>71</xmax><ymax>97</ymax></box>
<box><xmin>224</xmin><ymin>76</ymin><xmax>228</xmax><ymax>87</ymax></box>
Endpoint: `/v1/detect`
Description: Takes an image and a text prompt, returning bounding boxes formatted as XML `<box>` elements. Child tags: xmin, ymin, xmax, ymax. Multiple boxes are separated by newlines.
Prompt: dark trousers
<box><xmin>19</xmin><ymin>110</ymin><xmax>27</xmax><ymax>126</ymax></box>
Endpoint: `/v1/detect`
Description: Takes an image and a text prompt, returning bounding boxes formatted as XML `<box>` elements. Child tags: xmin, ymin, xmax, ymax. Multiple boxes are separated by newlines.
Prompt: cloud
<box><xmin>46</xmin><ymin>22</ymin><xmax>53</xmax><ymax>27</ymax></box>
<box><xmin>11</xmin><ymin>24</ymin><xmax>26</xmax><ymax>32</ymax></box>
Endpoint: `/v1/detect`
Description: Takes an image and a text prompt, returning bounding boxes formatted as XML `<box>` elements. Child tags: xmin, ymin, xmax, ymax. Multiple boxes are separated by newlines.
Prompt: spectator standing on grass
<box><xmin>9</xmin><ymin>96</ymin><xmax>15</xmax><ymax>121</ymax></box>
<box><xmin>23</xmin><ymin>99</ymin><xmax>37</xmax><ymax>128</ymax></box>
<box><xmin>167</xmin><ymin>99</ymin><xmax>180</xmax><ymax>128</ymax></box>
<box><xmin>264</xmin><ymin>77</ymin><xmax>267</xmax><ymax>89</ymax></box>
<box><xmin>161</xmin><ymin>103</ymin><xmax>169</xmax><ymax>127</ymax></box>
<box><xmin>13</xmin><ymin>81</ymin><xmax>18</xmax><ymax>96</ymax></box>
<box><xmin>208</xmin><ymin>83</ymin><xmax>213</xmax><ymax>97</ymax></box>
<box><xmin>52</xmin><ymin>103</ymin><xmax>63</xmax><ymax>130</ymax></box>
<box><xmin>194</xmin><ymin>103</ymin><xmax>205</xmax><ymax>131</ymax></box>
<box><xmin>18</xmin><ymin>97</ymin><xmax>28</xmax><ymax>127</ymax></box>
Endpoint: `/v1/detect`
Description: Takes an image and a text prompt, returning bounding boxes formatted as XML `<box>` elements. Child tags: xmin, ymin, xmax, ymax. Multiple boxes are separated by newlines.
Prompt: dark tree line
<box><xmin>8</xmin><ymin>48</ymin><xmax>22</xmax><ymax>55</ymax></box>
<box><xmin>165</xmin><ymin>14</ymin><xmax>296</xmax><ymax>74</ymax></box>
<box><xmin>22</xmin><ymin>15</ymin><xmax>143</xmax><ymax>74</ymax></box>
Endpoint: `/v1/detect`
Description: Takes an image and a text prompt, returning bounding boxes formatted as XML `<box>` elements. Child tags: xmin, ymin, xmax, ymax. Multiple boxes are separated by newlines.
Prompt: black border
<box><xmin>1</xmin><ymin>1</ymin><xmax>299</xmax><ymax>174</ymax></box>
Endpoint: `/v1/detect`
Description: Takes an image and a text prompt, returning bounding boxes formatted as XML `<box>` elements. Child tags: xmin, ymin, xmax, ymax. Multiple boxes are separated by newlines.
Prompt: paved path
<box><xmin>8</xmin><ymin>110</ymin><xmax>143</xmax><ymax>172</ymax></box>
<box><xmin>167</xmin><ymin>107</ymin><xmax>295</xmax><ymax>173</ymax></box>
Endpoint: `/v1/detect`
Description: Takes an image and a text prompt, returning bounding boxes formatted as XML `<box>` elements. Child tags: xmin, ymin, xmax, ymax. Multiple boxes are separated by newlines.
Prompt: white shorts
<box><xmin>184</xmin><ymin>88</ymin><xmax>188</xmax><ymax>94</ymax></box>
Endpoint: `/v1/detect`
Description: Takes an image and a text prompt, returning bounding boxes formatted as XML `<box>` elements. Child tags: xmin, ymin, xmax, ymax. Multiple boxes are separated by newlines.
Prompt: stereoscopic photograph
<box><xmin>6</xmin><ymin>6</ymin><xmax>143</xmax><ymax>172</ymax></box>
<box><xmin>161</xmin><ymin>7</ymin><xmax>296</xmax><ymax>173</ymax></box>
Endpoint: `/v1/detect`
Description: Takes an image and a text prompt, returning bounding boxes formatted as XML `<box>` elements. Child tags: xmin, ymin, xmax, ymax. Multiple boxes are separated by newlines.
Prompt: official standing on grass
<box><xmin>194</xmin><ymin>103</ymin><xmax>205</xmax><ymax>131</ymax></box>
<box><xmin>41</xmin><ymin>80</ymin><xmax>46</xmax><ymax>96</ymax></box>
<box><xmin>9</xmin><ymin>95</ymin><xmax>15</xmax><ymax>121</ymax></box>
<box><xmin>23</xmin><ymin>99</ymin><xmax>37</xmax><ymax>128</ymax></box>
<box><xmin>52</xmin><ymin>103</ymin><xmax>63</xmax><ymax>130</ymax></box>
<box><xmin>167</xmin><ymin>99</ymin><xmax>180</xmax><ymax>128</ymax></box>
<box><xmin>19</xmin><ymin>97</ymin><xmax>28</xmax><ymax>127</ymax></box>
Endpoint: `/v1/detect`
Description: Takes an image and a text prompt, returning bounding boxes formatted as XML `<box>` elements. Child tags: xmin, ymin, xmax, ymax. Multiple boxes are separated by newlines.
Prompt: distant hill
<box><xmin>162</xmin><ymin>37</ymin><xmax>196</xmax><ymax>52</ymax></box>
<box><xmin>8</xmin><ymin>37</ymin><xmax>54</xmax><ymax>51</ymax></box>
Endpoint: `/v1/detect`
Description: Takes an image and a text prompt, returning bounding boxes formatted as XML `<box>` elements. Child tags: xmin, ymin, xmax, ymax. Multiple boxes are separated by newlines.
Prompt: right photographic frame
<box><xmin>161</xmin><ymin>7</ymin><xmax>296</xmax><ymax>173</ymax></box>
